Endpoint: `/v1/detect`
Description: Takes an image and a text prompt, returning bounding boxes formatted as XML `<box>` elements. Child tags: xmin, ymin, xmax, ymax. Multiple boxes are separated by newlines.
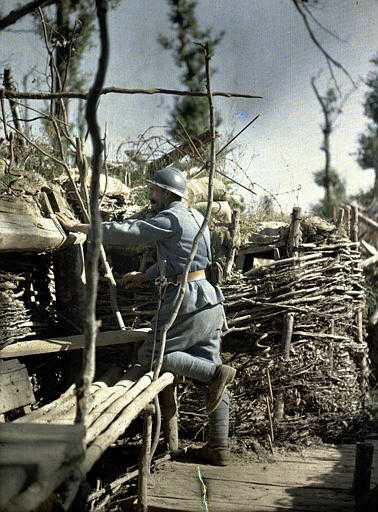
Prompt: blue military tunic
<box><xmin>102</xmin><ymin>200</ymin><xmax>225</xmax><ymax>366</ymax></box>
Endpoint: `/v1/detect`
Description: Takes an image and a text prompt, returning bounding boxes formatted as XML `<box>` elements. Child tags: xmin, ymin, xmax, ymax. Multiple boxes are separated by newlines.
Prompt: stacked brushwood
<box><xmin>180</xmin><ymin>212</ymin><xmax>370</xmax><ymax>447</ymax></box>
<box><xmin>97</xmin><ymin>211</ymin><xmax>369</xmax><ymax>447</ymax></box>
<box><xmin>0</xmin><ymin>255</ymin><xmax>58</xmax><ymax>349</ymax></box>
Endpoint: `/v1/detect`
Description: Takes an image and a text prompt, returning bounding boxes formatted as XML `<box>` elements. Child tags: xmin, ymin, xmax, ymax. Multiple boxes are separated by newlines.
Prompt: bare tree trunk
<box><xmin>373</xmin><ymin>167</ymin><xmax>378</xmax><ymax>199</ymax></box>
<box><xmin>323</xmin><ymin>124</ymin><xmax>331</xmax><ymax>215</ymax></box>
<box><xmin>54</xmin><ymin>0</ymin><xmax>70</xmax><ymax>120</ymax></box>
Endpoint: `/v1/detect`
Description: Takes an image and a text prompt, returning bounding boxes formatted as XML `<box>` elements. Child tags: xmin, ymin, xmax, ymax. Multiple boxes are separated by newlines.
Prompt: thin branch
<box><xmin>5</xmin><ymin>121</ymin><xmax>88</xmax><ymax>214</ymax></box>
<box><xmin>301</xmin><ymin>3</ymin><xmax>346</xmax><ymax>42</ymax></box>
<box><xmin>177</xmin><ymin>117</ymin><xmax>206</xmax><ymax>164</ymax></box>
<box><xmin>218</xmin><ymin>114</ymin><xmax>260</xmax><ymax>156</ymax></box>
<box><xmin>190</xmin><ymin>114</ymin><xmax>260</xmax><ymax>194</ymax></box>
<box><xmin>2</xmin><ymin>87</ymin><xmax>262</xmax><ymax>101</ymax></box>
<box><xmin>0</xmin><ymin>0</ymin><xmax>55</xmax><ymax>30</ymax></box>
<box><xmin>291</xmin><ymin>0</ymin><xmax>356</xmax><ymax>91</ymax></box>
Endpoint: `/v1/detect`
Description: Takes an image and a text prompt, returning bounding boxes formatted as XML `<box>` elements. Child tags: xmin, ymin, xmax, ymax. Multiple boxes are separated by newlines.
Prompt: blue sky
<box><xmin>2</xmin><ymin>0</ymin><xmax>378</xmax><ymax>212</ymax></box>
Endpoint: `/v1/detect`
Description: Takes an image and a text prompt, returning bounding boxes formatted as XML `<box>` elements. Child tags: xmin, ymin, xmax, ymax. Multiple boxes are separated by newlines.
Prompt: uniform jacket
<box><xmin>102</xmin><ymin>200</ymin><xmax>224</xmax><ymax>317</ymax></box>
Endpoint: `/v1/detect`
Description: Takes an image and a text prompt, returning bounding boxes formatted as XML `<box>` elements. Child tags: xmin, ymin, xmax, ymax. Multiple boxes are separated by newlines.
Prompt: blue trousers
<box><xmin>138</xmin><ymin>303</ymin><xmax>229</xmax><ymax>447</ymax></box>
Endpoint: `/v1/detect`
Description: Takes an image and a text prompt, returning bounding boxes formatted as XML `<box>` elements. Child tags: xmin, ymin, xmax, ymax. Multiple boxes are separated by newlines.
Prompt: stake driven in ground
<box><xmin>149</xmin><ymin>42</ymin><xmax>217</xmax><ymax>463</ymax></box>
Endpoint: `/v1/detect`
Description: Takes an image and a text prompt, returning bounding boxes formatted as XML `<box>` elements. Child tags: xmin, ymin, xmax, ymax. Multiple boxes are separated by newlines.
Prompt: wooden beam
<box><xmin>362</xmin><ymin>254</ymin><xmax>378</xmax><ymax>269</ymax></box>
<box><xmin>359</xmin><ymin>212</ymin><xmax>378</xmax><ymax>231</ymax></box>
<box><xmin>361</xmin><ymin>239</ymin><xmax>378</xmax><ymax>256</ymax></box>
<box><xmin>0</xmin><ymin>328</ymin><xmax>150</xmax><ymax>358</ymax></box>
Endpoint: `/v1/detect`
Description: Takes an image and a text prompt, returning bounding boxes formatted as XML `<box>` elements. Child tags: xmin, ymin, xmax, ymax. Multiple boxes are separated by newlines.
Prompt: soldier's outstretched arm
<box><xmin>102</xmin><ymin>213</ymin><xmax>174</xmax><ymax>247</ymax></box>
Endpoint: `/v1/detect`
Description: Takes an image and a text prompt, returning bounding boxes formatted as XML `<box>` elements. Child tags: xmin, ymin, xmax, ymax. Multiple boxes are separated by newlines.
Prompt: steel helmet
<box><xmin>147</xmin><ymin>167</ymin><xmax>186</xmax><ymax>198</ymax></box>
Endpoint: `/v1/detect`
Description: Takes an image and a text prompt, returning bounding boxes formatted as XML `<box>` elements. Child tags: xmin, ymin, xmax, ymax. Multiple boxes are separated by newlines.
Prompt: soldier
<box><xmin>57</xmin><ymin>167</ymin><xmax>236</xmax><ymax>466</ymax></box>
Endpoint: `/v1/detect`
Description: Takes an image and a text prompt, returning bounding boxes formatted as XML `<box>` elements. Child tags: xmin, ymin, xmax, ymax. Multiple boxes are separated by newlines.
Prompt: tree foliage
<box><xmin>159</xmin><ymin>0</ymin><xmax>224</xmax><ymax>142</ymax></box>
<box><xmin>357</xmin><ymin>54</ymin><xmax>378</xmax><ymax>197</ymax></box>
<box><xmin>312</xmin><ymin>167</ymin><xmax>346</xmax><ymax>217</ymax></box>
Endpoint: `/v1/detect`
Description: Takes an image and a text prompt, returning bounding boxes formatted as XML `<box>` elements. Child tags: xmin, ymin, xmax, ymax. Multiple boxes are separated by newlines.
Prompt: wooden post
<box><xmin>287</xmin><ymin>207</ymin><xmax>302</xmax><ymax>257</ymax></box>
<box><xmin>224</xmin><ymin>209</ymin><xmax>241</xmax><ymax>279</ymax></box>
<box><xmin>336</xmin><ymin>207</ymin><xmax>345</xmax><ymax>230</ymax></box>
<box><xmin>345</xmin><ymin>206</ymin><xmax>351</xmax><ymax>239</ymax></box>
<box><xmin>332</xmin><ymin>205</ymin><xmax>337</xmax><ymax>224</ymax></box>
<box><xmin>275</xmin><ymin>313</ymin><xmax>294</xmax><ymax>421</ymax></box>
<box><xmin>351</xmin><ymin>205</ymin><xmax>359</xmax><ymax>242</ymax></box>
<box><xmin>353</xmin><ymin>442</ymin><xmax>374</xmax><ymax>497</ymax></box>
<box><xmin>329</xmin><ymin>319</ymin><xmax>335</xmax><ymax>373</ymax></box>
<box><xmin>160</xmin><ymin>384</ymin><xmax>179</xmax><ymax>452</ymax></box>
<box><xmin>357</xmin><ymin>309</ymin><xmax>364</xmax><ymax>344</ymax></box>
<box><xmin>138</xmin><ymin>405</ymin><xmax>154</xmax><ymax>512</ymax></box>
<box><xmin>282</xmin><ymin>312</ymin><xmax>294</xmax><ymax>360</ymax></box>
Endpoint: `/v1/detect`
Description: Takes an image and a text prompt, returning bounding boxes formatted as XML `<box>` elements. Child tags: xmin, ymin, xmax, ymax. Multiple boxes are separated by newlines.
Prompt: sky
<box><xmin>2</xmin><ymin>0</ymin><xmax>378</xmax><ymax>214</ymax></box>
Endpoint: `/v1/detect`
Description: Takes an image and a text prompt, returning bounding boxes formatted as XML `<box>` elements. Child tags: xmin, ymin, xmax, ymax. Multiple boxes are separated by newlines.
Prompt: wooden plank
<box><xmin>0</xmin><ymin>467</ymin><xmax>28</xmax><ymax>510</ymax></box>
<box><xmin>239</xmin><ymin>242</ymin><xmax>286</xmax><ymax>256</ymax></box>
<box><xmin>0</xmin><ymin>328</ymin><xmax>150</xmax><ymax>358</ymax></box>
<box><xmin>148</xmin><ymin>461</ymin><xmax>354</xmax><ymax>511</ymax></box>
<box><xmin>0</xmin><ymin>364</ymin><xmax>35</xmax><ymax>413</ymax></box>
<box><xmin>0</xmin><ymin>422</ymin><xmax>84</xmax><ymax>443</ymax></box>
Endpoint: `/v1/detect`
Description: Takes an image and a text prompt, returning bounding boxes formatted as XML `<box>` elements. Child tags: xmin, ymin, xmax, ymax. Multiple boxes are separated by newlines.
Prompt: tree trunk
<box><xmin>54</xmin><ymin>0</ymin><xmax>70</xmax><ymax>120</ymax></box>
<box><xmin>374</xmin><ymin>167</ymin><xmax>378</xmax><ymax>199</ymax></box>
<box><xmin>323</xmin><ymin>126</ymin><xmax>331</xmax><ymax>216</ymax></box>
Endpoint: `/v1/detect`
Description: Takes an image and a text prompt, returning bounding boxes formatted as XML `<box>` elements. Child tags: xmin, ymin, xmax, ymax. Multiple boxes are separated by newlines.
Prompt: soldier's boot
<box><xmin>206</xmin><ymin>365</ymin><xmax>236</xmax><ymax>414</ymax></box>
<box><xmin>172</xmin><ymin>444</ymin><xmax>231</xmax><ymax>467</ymax></box>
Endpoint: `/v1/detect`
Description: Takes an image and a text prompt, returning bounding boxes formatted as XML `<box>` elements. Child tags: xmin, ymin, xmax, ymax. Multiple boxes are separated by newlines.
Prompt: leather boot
<box><xmin>172</xmin><ymin>444</ymin><xmax>231</xmax><ymax>466</ymax></box>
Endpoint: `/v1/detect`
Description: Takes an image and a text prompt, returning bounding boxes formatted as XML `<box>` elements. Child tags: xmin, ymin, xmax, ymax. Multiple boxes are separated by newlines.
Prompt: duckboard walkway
<box><xmin>147</xmin><ymin>439</ymin><xmax>378</xmax><ymax>511</ymax></box>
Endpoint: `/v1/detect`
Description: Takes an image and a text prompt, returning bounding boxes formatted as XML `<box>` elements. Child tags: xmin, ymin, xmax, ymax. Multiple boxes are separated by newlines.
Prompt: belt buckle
<box><xmin>154</xmin><ymin>276</ymin><xmax>168</xmax><ymax>287</ymax></box>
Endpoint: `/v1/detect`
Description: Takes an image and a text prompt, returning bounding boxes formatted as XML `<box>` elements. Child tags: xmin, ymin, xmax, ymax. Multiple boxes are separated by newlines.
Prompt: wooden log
<box><xmin>353</xmin><ymin>442</ymin><xmax>374</xmax><ymax>497</ymax></box>
<box><xmin>0</xmin><ymin>209</ymin><xmax>66</xmax><ymax>253</ymax></box>
<box><xmin>0</xmin><ymin>328</ymin><xmax>150</xmax><ymax>358</ymax></box>
<box><xmin>86</xmin><ymin>372</ymin><xmax>155</xmax><ymax>444</ymax></box>
<box><xmin>6</xmin><ymin>373</ymin><xmax>174</xmax><ymax>512</ymax></box>
<box><xmin>81</xmin><ymin>372</ymin><xmax>174</xmax><ymax>474</ymax></box>
<box><xmin>160</xmin><ymin>384</ymin><xmax>179</xmax><ymax>452</ymax></box>
<box><xmin>138</xmin><ymin>406</ymin><xmax>154</xmax><ymax>512</ymax></box>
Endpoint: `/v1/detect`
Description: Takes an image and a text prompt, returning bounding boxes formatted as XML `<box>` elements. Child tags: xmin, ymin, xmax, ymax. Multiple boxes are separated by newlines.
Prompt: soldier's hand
<box><xmin>118</xmin><ymin>271</ymin><xmax>148</xmax><ymax>289</ymax></box>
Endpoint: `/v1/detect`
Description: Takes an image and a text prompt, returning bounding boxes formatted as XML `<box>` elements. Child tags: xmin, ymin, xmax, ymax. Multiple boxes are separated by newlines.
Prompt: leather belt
<box><xmin>175</xmin><ymin>269</ymin><xmax>206</xmax><ymax>284</ymax></box>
